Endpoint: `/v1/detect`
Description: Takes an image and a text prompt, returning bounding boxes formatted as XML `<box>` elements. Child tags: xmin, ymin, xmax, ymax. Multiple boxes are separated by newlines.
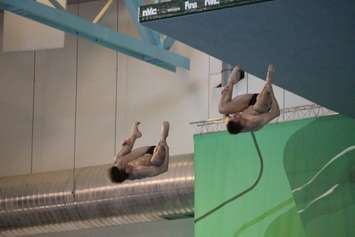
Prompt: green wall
<box><xmin>194</xmin><ymin>115</ymin><xmax>355</xmax><ymax>237</ymax></box>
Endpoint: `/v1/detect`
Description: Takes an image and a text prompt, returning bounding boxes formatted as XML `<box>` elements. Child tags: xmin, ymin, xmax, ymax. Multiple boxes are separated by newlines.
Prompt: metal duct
<box><xmin>0</xmin><ymin>154</ymin><xmax>194</xmax><ymax>237</ymax></box>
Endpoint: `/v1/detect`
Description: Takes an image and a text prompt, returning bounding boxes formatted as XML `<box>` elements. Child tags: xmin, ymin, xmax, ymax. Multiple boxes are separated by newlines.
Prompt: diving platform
<box><xmin>140</xmin><ymin>0</ymin><xmax>355</xmax><ymax>118</ymax></box>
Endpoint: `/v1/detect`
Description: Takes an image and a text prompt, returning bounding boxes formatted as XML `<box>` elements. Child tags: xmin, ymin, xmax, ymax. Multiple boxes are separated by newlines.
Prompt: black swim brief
<box><xmin>248</xmin><ymin>93</ymin><xmax>259</xmax><ymax>106</ymax></box>
<box><xmin>145</xmin><ymin>146</ymin><xmax>156</xmax><ymax>155</ymax></box>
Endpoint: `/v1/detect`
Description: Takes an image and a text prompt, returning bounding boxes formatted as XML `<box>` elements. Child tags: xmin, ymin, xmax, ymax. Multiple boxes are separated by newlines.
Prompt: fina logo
<box><xmin>204</xmin><ymin>0</ymin><xmax>220</xmax><ymax>6</ymax></box>
<box><xmin>142</xmin><ymin>7</ymin><xmax>158</xmax><ymax>17</ymax></box>
<box><xmin>185</xmin><ymin>1</ymin><xmax>197</xmax><ymax>10</ymax></box>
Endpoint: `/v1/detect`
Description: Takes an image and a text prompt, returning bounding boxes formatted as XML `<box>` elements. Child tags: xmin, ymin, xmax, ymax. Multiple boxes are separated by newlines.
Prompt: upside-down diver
<box><xmin>110</xmin><ymin>121</ymin><xmax>169</xmax><ymax>183</ymax></box>
<box><xmin>219</xmin><ymin>64</ymin><xmax>280</xmax><ymax>134</ymax></box>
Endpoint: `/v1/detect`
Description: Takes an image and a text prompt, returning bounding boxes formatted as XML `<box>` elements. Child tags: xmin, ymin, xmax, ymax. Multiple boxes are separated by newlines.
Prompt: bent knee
<box><xmin>253</xmin><ymin>102</ymin><xmax>264</xmax><ymax>112</ymax></box>
<box><xmin>150</xmin><ymin>156</ymin><xmax>165</xmax><ymax>166</ymax></box>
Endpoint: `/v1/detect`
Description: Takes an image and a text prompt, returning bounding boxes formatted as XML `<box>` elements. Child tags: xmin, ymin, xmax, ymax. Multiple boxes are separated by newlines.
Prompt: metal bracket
<box><xmin>92</xmin><ymin>0</ymin><xmax>113</xmax><ymax>24</ymax></box>
<box><xmin>48</xmin><ymin>0</ymin><xmax>64</xmax><ymax>10</ymax></box>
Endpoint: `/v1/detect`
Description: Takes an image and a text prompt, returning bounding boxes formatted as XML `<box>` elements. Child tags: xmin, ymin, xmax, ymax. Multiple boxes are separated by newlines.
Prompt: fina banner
<box><xmin>139</xmin><ymin>0</ymin><xmax>272</xmax><ymax>22</ymax></box>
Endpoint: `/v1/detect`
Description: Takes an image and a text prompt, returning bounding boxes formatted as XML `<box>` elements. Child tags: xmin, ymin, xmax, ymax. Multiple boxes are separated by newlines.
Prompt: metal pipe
<box><xmin>93</xmin><ymin>0</ymin><xmax>113</xmax><ymax>24</ymax></box>
<box><xmin>0</xmin><ymin>154</ymin><xmax>194</xmax><ymax>237</ymax></box>
<box><xmin>48</xmin><ymin>0</ymin><xmax>65</xmax><ymax>10</ymax></box>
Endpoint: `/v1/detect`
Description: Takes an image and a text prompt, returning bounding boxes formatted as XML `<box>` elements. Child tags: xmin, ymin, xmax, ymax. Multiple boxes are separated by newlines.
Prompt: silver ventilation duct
<box><xmin>0</xmin><ymin>154</ymin><xmax>194</xmax><ymax>237</ymax></box>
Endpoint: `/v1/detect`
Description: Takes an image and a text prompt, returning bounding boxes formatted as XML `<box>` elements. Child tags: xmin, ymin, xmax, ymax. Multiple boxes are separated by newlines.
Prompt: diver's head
<box><xmin>224</xmin><ymin>114</ymin><xmax>244</xmax><ymax>135</ymax></box>
<box><xmin>109</xmin><ymin>166</ymin><xmax>129</xmax><ymax>183</ymax></box>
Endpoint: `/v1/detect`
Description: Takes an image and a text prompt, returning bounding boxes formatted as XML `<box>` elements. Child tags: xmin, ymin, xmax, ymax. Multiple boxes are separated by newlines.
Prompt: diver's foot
<box><xmin>266</xmin><ymin>64</ymin><xmax>275</xmax><ymax>84</ymax></box>
<box><xmin>229</xmin><ymin>65</ymin><xmax>243</xmax><ymax>85</ymax></box>
<box><xmin>160</xmin><ymin>121</ymin><xmax>170</xmax><ymax>141</ymax></box>
<box><xmin>132</xmin><ymin>121</ymin><xmax>142</xmax><ymax>139</ymax></box>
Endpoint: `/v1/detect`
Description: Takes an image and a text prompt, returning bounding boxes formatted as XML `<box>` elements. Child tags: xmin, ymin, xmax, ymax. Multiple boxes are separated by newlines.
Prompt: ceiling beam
<box><xmin>0</xmin><ymin>0</ymin><xmax>190</xmax><ymax>72</ymax></box>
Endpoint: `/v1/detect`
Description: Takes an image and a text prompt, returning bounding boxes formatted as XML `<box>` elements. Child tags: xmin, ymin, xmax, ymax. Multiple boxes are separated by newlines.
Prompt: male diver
<box><xmin>109</xmin><ymin>121</ymin><xmax>169</xmax><ymax>183</ymax></box>
<box><xmin>219</xmin><ymin>64</ymin><xmax>280</xmax><ymax>134</ymax></box>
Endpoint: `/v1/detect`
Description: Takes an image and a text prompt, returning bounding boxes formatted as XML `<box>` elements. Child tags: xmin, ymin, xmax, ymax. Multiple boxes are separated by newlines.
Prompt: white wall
<box><xmin>32</xmin><ymin>4</ymin><xmax>77</xmax><ymax>172</ymax></box>
<box><xmin>0</xmin><ymin>50</ymin><xmax>34</xmax><ymax>176</ymax></box>
<box><xmin>0</xmin><ymin>2</ymin><xmax>120</xmax><ymax>175</ymax></box>
<box><xmin>0</xmin><ymin>2</ymin><xmax>195</xmax><ymax>237</ymax></box>
<box><xmin>2</xmin><ymin>0</ymin><xmax>66</xmax><ymax>52</ymax></box>
<box><xmin>117</xmin><ymin>45</ymin><xmax>209</xmax><ymax>155</ymax></box>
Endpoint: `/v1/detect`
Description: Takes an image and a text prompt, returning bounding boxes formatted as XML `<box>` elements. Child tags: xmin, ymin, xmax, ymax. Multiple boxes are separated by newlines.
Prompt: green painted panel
<box><xmin>264</xmin><ymin>207</ymin><xmax>307</xmax><ymax>237</ymax></box>
<box><xmin>283</xmin><ymin>116</ymin><xmax>355</xmax><ymax>237</ymax></box>
<box><xmin>195</xmin><ymin>115</ymin><xmax>355</xmax><ymax>237</ymax></box>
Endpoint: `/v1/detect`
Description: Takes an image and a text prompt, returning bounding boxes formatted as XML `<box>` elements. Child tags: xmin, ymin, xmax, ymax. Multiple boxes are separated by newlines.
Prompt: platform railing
<box><xmin>190</xmin><ymin>104</ymin><xmax>337</xmax><ymax>135</ymax></box>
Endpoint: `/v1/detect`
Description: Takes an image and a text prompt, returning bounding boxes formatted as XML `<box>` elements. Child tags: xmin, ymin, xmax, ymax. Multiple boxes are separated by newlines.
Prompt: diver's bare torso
<box><xmin>127</xmin><ymin>148</ymin><xmax>165</xmax><ymax>168</ymax></box>
<box><xmin>236</xmin><ymin>111</ymin><xmax>266</xmax><ymax>132</ymax></box>
<box><xmin>231</xmin><ymin>101</ymin><xmax>272</xmax><ymax>132</ymax></box>
<box><xmin>127</xmin><ymin>145</ymin><xmax>168</xmax><ymax>180</ymax></box>
<box><xmin>127</xmin><ymin>154</ymin><xmax>152</xmax><ymax>167</ymax></box>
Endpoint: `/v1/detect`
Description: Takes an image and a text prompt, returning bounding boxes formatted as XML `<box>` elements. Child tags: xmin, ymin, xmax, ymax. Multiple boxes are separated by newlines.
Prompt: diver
<box><xmin>109</xmin><ymin>121</ymin><xmax>169</xmax><ymax>183</ymax></box>
<box><xmin>219</xmin><ymin>64</ymin><xmax>280</xmax><ymax>134</ymax></box>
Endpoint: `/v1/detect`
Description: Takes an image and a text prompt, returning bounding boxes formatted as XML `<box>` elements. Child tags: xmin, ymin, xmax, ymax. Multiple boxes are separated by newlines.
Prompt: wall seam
<box><xmin>114</xmin><ymin>0</ymin><xmax>119</xmax><ymax>155</ymax></box>
<box><xmin>207</xmin><ymin>56</ymin><xmax>210</xmax><ymax>119</ymax></box>
<box><xmin>246</xmin><ymin>72</ymin><xmax>249</xmax><ymax>93</ymax></box>
<box><xmin>30</xmin><ymin>51</ymin><xmax>36</xmax><ymax>174</ymax></box>
<box><xmin>72</xmin><ymin>2</ymin><xmax>79</xmax><ymax>198</ymax></box>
